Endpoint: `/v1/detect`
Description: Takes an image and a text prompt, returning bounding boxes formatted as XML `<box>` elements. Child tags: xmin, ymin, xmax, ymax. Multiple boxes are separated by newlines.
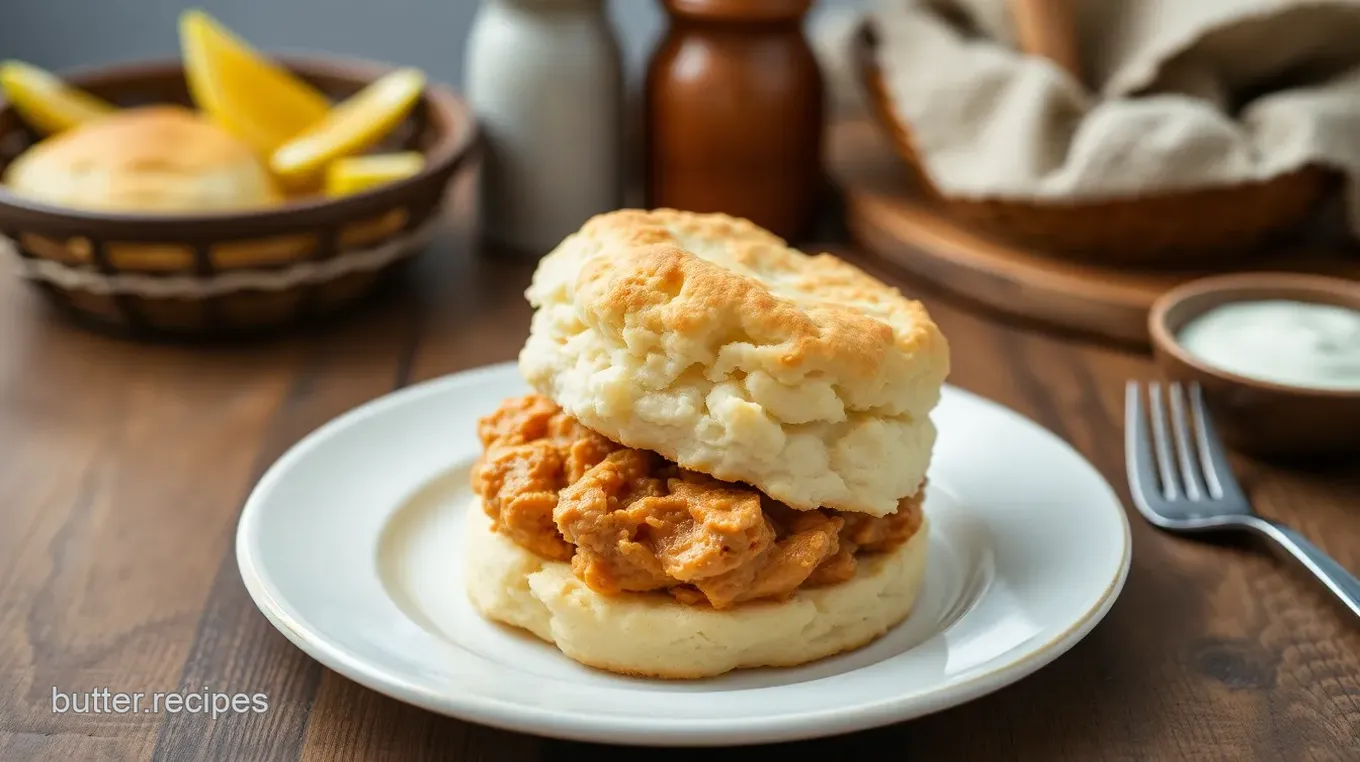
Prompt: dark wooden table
<box><xmin>2</xmin><ymin>175</ymin><xmax>1358</xmax><ymax>761</ymax></box>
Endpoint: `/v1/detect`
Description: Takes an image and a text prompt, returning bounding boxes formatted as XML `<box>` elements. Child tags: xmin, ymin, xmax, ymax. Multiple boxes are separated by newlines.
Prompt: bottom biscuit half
<box><xmin>463</xmin><ymin>500</ymin><xmax>929</xmax><ymax>679</ymax></box>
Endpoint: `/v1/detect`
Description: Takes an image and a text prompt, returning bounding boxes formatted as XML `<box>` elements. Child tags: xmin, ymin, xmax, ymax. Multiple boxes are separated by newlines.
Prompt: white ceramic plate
<box><xmin>237</xmin><ymin>362</ymin><xmax>1131</xmax><ymax>746</ymax></box>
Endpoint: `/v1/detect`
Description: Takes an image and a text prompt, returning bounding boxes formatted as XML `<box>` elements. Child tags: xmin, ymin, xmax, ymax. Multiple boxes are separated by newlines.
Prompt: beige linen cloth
<box><xmin>866</xmin><ymin>0</ymin><xmax>1360</xmax><ymax>235</ymax></box>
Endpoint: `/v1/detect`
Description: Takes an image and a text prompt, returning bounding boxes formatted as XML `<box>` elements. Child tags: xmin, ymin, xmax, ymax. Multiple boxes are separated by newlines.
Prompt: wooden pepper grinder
<box><xmin>644</xmin><ymin>0</ymin><xmax>824</xmax><ymax>242</ymax></box>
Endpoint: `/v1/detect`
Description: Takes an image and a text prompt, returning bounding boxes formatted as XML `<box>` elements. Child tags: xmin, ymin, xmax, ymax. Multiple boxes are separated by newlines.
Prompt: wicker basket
<box><xmin>854</xmin><ymin>24</ymin><xmax>1334</xmax><ymax>266</ymax></box>
<box><xmin>0</xmin><ymin>57</ymin><xmax>477</xmax><ymax>338</ymax></box>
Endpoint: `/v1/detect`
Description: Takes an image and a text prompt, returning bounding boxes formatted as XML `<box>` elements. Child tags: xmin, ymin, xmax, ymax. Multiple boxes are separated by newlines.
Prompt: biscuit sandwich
<box><xmin>466</xmin><ymin>209</ymin><xmax>950</xmax><ymax>678</ymax></box>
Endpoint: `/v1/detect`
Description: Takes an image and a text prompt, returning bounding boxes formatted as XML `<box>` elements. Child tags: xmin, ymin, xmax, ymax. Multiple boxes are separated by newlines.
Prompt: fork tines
<box><xmin>1125</xmin><ymin>381</ymin><xmax>1242</xmax><ymax>507</ymax></box>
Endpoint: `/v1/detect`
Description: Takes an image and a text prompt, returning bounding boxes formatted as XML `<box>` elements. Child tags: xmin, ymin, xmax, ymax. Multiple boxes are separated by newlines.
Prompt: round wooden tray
<box><xmin>829</xmin><ymin>120</ymin><xmax>1360</xmax><ymax>346</ymax></box>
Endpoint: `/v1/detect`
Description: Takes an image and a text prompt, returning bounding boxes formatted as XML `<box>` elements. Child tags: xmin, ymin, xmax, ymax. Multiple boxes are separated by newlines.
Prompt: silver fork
<box><xmin>1125</xmin><ymin>380</ymin><xmax>1360</xmax><ymax>619</ymax></box>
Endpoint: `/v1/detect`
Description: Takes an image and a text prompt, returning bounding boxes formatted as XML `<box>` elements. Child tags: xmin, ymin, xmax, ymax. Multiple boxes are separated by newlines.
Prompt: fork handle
<box><xmin>1256</xmin><ymin>520</ymin><xmax>1360</xmax><ymax>619</ymax></box>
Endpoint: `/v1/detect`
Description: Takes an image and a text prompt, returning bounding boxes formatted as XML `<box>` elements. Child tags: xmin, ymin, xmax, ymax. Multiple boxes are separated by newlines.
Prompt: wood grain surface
<box><xmin>1</xmin><ymin>173</ymin><xmax>1358</xmax><ymax>761</ymax></box>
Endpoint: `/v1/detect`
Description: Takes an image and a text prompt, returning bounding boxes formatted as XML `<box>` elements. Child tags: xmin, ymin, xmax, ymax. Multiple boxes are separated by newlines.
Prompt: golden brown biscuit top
<box><xmin>537</xmin><ymin>208</ymin><xmax>948</xmax><ymax>396</ymax></box>
<box><xmin>520</xmin><ymin>208</ymin><xmax>947</xmax><ymax>516</ymax></box>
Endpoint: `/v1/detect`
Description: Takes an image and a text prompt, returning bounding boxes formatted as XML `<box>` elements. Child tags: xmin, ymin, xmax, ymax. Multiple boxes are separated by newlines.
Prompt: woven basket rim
<box><xmin>3</xmin><ymin>214</ymin><xmax>439</xmax><ymax>298</ymax></box>
<box><xmin>0</xmin><ymin>55</ymin><xmax>479</xmax><ymax>230</ymax></box>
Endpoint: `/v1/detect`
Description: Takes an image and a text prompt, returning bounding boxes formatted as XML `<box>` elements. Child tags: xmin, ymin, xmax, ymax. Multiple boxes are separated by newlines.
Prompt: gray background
<box><xmin>0</xmin><ymin>0</ymin><xmax>861</xmax><ymax>89</ymax></box>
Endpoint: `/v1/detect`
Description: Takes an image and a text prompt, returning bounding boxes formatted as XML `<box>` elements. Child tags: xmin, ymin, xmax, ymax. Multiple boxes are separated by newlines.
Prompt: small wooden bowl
<box><xmin>1149</xmin><ymin>273</ymin><xmax>1360</xmax><ymax>460</ymax></box>
<box><xmin>0</xmin><ymin>57</ymin><xmax>478</xmax><ymax>339</ymax></box>
<box><xmin>854</xmin><ymin>24</ymin><xmax>1334</xmax><ymax>267</ymax></box>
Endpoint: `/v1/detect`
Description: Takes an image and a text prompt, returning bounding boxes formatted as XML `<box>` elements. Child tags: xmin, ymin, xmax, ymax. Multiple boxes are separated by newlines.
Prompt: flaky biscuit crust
<box><xmin>520</xmin><ymin>209</ymin><xmax>949</xmax><ymax>516</ymax></box>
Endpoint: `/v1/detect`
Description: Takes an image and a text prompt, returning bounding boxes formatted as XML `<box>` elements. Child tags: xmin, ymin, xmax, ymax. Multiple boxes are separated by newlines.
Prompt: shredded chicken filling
<box><xmin>472</xmin><ymin>395</ymin><xmax>924</xmax><ymax>610</ymax></box>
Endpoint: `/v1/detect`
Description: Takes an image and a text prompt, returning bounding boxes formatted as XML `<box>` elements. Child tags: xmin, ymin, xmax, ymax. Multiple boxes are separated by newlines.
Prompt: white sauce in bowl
<box><xmin>1177</xmin><ymin>299</ymin><xmax>1360</xmax><ymax>391</ymax></box>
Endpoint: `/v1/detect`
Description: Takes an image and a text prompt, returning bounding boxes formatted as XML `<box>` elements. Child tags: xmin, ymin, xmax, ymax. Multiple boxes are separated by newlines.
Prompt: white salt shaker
<box><xmin>466</xmin><ymin>0</ymin><xmax>624</xmax><ymax>255</ymax></box>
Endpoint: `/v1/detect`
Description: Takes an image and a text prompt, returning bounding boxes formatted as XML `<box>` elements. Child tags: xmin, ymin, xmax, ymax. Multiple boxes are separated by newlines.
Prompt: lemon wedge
<box><xmin>0</xmin><ymin>60</ymin><xmax>115</xmax><ymax>134</ymax></box>
<box><xmin>180</xmin><ymin>9</ymin><xmax>331</xmax><ymax>155</ymax></box>
<box><xmin>270</xmin><ymin>68</ymin><xmax>425</xmax><ymax>186</ymax></box>
<box><xmin>325</xmin><ymin>152</ymin><xmax>425</xmax><ymax>197</ymax></box>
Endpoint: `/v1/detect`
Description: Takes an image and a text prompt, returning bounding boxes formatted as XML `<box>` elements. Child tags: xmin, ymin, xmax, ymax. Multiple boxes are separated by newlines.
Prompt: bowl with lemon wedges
<box><xmin>0</xmin><ymin>10</ymin><xmax>477</xmax><ymax>338</ymax></box>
